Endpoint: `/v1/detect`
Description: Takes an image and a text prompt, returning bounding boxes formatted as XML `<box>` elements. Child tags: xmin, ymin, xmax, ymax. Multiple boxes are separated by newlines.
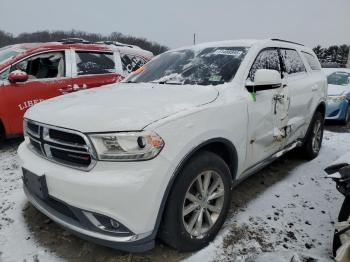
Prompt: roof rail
<box><xmin>58</xmin><ymin>38</ymin><xmax>91</xmax><ymax>44</ymax></box>
<box><xmin>96</xmin><ymin>41</ymin><xmax>140</xmax><ymax>49</ymax></box>
<box><xmin>271</xmin><ymin>38</ymin><xmax>304</xmax><ymax>46</ymax></box>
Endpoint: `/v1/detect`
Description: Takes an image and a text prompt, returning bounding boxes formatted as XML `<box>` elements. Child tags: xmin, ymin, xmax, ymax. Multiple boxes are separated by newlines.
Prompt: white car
<box><xmin>18</xmin><ymin>39</ymin><xmax>327</xmax><ymax>252</ymax></box>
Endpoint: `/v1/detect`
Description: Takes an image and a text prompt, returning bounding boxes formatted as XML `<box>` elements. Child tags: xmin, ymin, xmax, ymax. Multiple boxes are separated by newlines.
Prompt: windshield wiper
<box><xmin>153</xmin><ymin>80</ymin><xmax>184</xmax><ymax>85</ymax></box>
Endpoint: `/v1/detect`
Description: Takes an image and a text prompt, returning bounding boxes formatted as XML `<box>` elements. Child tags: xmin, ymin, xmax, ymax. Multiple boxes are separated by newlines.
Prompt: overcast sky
<box><xmin>1</xmin><ymin>0</ymin><xmax>349</xmax><ymax>49</ymax></box>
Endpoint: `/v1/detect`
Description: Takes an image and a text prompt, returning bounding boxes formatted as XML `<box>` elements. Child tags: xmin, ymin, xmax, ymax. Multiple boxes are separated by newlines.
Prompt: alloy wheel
<box><xmin>311</xmin><ymin>119</ymin><xmax>322</xmax><ymax>153</ymax></box>
<box><xmin>182</xmin><ymin>170</ymin><xmax>225</xmax><ymax>238</ymax></box>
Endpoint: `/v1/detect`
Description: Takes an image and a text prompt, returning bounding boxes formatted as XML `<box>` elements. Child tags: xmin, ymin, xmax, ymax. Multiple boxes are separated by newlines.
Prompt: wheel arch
<box><xmin>302</xmin><ymin>101</ymin><xmax>326</xmax><ymax>144</ymax></box>
<box><xmin>315</xmin><ymin>101</ymin><xmax>326</xmax><ymax>119</ymax></box>
<box><xmin>152</xmin><ymin>138</ymin><xmax>238</xmax><ymax>238</ymax></box>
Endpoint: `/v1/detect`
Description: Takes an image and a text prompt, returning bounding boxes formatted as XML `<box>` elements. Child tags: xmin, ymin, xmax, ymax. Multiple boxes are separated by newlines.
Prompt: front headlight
<box><xmin>327</xmin><ymin>95</ymin><xmax>347</xmax><ymax>103</ymax></box>
<box><xmin>89</xmin><ymin>131</ymin><xmax>164</xmax><ymax>161</ymax></box>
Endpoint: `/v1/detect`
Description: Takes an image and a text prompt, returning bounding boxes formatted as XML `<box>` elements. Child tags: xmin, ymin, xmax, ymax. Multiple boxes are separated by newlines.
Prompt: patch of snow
<box><xmin>186</xmin><ymin>131</ymin><xmax>349</xmax><ymax>261</ymax></box>
<box><xmin>0</xmin><ymin>140</ymin><xmax>62</xmax><ymax>262</ymax></box>
<box><xmin>0</xmin><ymin>130</ymin><xmax>349</xmax><ymax>261</ymax></box>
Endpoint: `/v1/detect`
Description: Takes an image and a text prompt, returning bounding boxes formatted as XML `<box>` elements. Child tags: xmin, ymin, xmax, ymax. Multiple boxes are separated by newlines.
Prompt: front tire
<box><xmin>341</xmin><ymin>105</ymin><xmax>350</xmax><ymax>125</ymax></box>
<box><xmin>159</xmin><ymin>151</ymin><xmax>232</xmax><ymax>251</ymax></box>
<box><xmin>300</xmin><ymin>111</ymin><xmax>324</xmax><ymax>160</ymax></box>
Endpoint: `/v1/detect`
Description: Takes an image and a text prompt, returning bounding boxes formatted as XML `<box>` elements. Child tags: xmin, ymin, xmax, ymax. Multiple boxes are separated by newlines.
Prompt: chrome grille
<box><xmin>24</xmin><ymin>119</ymin><xmax>96</xmax><ymax>171</ymax></box>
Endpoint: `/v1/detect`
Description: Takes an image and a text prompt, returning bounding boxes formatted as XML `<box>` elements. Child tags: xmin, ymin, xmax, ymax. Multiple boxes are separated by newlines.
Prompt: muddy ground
<box><xmin>0</xmin><ymin>121</ymin><xmax>349</xmax><ymax>262</ymax></box>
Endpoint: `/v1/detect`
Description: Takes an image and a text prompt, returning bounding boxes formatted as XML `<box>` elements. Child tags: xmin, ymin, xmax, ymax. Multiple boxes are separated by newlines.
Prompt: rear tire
<box><xmin>300</xmin><ymin>111</ymin><xmax>324</xmax><ymax>160</ymax></box>
<box><xmin>159</xmin><ymin>151</ymin><xmax>232</xmax><ymax>251</ymax></box>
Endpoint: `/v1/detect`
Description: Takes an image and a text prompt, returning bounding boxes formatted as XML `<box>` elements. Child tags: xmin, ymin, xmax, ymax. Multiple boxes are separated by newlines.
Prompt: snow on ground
<box><xmin>0</xmin><ymin>128</ymin><xmax>349</xmax><ymax>262</ymax></box>
<box><xmin>188</xmin><ymin>130</ymin><xmax>349</xmax><ymax>262</ymax></box>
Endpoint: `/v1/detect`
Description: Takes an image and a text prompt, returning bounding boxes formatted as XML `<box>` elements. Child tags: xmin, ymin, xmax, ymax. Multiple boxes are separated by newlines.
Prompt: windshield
<box><xmin>327</xmin><ymin>71</ymin><xmax>350</xmax><ymax>86</ymax></box>
<box><xmin>125</xmin><ymin>46</ymin><xmax>248</xmax><ymax>86</ymax></box>
<box><xmin>0</xmin><ymin>46</ymin><xmax>25</xmax><ymax>64</ymax></box>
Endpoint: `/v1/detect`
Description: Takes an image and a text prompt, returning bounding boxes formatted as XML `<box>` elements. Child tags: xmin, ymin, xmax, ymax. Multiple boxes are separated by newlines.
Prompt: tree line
<box><xmin>0</xmin><ymin>30</ymin><xmax>348</xmax><ymax>66</ymax></box>
<box><xmin>0</xmin><ymin>29</ymin><xmax>169</xmax><ymax>55</ymax></box>
<box><xmin>313</xmin><ymin>44</ymin><xmax>349</xmax><ymax>67</ymax></box>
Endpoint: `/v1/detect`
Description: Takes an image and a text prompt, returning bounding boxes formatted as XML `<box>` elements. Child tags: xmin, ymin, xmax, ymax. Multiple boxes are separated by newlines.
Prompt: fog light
<box><xmin>83</xmin><ymin>211</ymin><xmax>132</xmax><ymax>235</ymax></box>
<box><xmin>110</xmin><ymin>219</ymin><xmax>120</xmax><ymax>229</ymax></box>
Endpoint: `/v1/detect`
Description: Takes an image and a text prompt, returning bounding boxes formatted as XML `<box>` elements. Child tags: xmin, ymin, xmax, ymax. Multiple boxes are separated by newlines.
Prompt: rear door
<box><xmin>70</xmin><ymin>50</ymin><xmax>122</xmax><ymax>93</ymax></box>
<box><xmin>279</xmin><ymin>48</ymin><xmax>311</xmax><ymax>144</ymax></box>
<box><xmin>1</xmin><ymin>50</ymin><xmax>72</xmax><ymax>135</ymax></box>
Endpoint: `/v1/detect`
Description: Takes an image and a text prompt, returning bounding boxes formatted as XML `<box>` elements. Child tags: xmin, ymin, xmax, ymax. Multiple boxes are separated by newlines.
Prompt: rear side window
<box><xmin>121</xmin><ymin>53</ymin><xmax>147</xmax><ymax>74</ymax></box>
<box><xmin>248</xmin><ymin>48</ymin><xmax>281</xmax><ymax>81</ymax></box>
<box><xmin>75</xmin><ymin>52</ymin><xmax>115</xmax><ymax>76</ymax></box>
<box><xmin>280</xmin><ymin>49</ymin><xmax>306</xmax><ymax>75</ymax></box>
<box><xmin>11</xmin><ymin>51</ymin><xmax>65</xmax><ymax>79</ymax></box>
<box><xmin>302</xmin><ymin>51</ymin><xmax>321</xmax><ymax>71</ymax></box>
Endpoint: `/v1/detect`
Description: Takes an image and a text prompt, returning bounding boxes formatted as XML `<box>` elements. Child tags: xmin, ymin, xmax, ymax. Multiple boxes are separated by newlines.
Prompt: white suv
<box><xmin>18</xmin><ymin>39</ymin><xmax>327</xmax><ymax>252</ymax></box>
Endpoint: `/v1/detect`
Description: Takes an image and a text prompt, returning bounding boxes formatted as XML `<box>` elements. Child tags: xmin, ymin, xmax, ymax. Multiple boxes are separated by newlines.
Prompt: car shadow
<box><xmin>227</xmin><ymin>149</ymin><xmax>305</xmax><ymax>222</ymax></box>
<box><xmin>0</xmin><ymin>137</ymin><xmax>23</xmax><ymax>150</ymax></box>
<box><xmin>21</xmin><ymin>148</ymin><xmax>309</xmax><ymax>262</ymax></box>
<box><xmin>325</xmin><ymin>120</ymin><xmax>350</xmax><ymax>133</ymax></box>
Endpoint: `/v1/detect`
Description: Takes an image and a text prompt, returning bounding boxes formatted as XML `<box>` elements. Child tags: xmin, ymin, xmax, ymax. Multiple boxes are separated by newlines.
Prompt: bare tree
<box><xmin>0</xmin><ymin>29</ymin><xmax>169</xmax><ymax>55</ymax></box>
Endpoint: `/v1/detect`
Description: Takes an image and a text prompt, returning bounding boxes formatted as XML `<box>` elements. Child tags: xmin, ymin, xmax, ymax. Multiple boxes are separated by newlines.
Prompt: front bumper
<box><xmin>18</xmin><ymin>142</ymin><xmax>175</xmax><ymax>251</ymax></box>
<box><xmin>326</xmin><ymin>101</ymin><xmax>348</xmax><ymax>120</ymax></box>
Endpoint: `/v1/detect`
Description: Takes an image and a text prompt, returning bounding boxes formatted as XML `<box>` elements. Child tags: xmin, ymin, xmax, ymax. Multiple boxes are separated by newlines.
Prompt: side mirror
<box><xmin>8</xmin><ymin>70</ymin><xmax>29</xmax><ymax>83</ymax></box>
<box><xmin>246</xmin><ymin>69</ymin><xmax>282</xmax><ymax>92</ymax></box>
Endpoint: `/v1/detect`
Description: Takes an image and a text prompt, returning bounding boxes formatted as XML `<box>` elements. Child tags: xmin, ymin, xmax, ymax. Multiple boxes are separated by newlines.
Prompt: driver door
<box><xmin>2</xmin><ymin>51</ymin><xmax>72</xmax><ymax>135</ymax></box>
<box><xmin>244</xmin><ymin>48</ymin><xmax>290</xmax><ymax>169</ymax></box>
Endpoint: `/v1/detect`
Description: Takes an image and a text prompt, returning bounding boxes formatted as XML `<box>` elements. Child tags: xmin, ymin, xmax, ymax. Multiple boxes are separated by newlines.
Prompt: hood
<box><xmin>327</xmin><ymin>84</ymin><xmax>350</xmax><ymax>96</ymax></box>
<box><xmin>25</xmin><ymin>83</ymin><xmax>219</xmax><ymax>132</ymax></box>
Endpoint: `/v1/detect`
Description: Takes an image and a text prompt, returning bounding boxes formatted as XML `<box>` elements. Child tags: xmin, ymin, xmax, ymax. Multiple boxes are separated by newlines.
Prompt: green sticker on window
<box><xmin>209</xmin><ymin>74</ymin><xmax>222</xmax><ymax>82</ymax></box>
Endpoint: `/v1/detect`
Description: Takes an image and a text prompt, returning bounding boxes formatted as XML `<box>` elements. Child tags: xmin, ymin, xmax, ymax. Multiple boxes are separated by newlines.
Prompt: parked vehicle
<box><xmin>18</xmin><ymin>39</ymin><xmax>327</xmax><ymax>252</ymax></box>
<box><xmin>325</xmin><ymin>159</ymin><xmax>350</xmax><ymax>261</ymax></box>
<box><xmin>324</xmin><ymin>68</ymin><xmax>350</xmax><ymax>124</ymax></box>
<box><xmin>0</xmin><ymin>39</ymin><xmax>153</xmax><ymax>140</ymax></box>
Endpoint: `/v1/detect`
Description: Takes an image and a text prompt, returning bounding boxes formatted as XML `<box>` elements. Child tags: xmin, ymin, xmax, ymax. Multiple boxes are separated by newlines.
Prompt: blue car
<box><xmin>325</xmin><ymin>68</ymin><xmax>350</xmax><ymax>124</ymax></box>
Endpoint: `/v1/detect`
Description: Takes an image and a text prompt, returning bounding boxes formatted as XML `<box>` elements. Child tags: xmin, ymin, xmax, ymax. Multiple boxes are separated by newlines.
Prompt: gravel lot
<box><xmin>0</xmin><ymin>122</ymin><xmax>349</xmax><ymax>262</ymax></box>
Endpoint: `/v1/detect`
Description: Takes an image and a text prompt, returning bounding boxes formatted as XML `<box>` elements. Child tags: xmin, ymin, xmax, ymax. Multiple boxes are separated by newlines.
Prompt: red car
<box><xmin>0</xmin><ymin>39</ymin><xmax>153</xmax><ymax>139</ymax></box>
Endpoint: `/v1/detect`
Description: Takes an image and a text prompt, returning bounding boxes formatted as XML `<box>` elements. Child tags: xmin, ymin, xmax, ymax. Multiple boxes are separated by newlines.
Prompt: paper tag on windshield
<box><xmin>209</xmin><ymin>74</ymin><xmax>222</xmax><ymax>82</ymax></box>
<box><xmin>213</xmin><ymin>49</ymin><xmax>243</xmax><ymax>57</ymax></box>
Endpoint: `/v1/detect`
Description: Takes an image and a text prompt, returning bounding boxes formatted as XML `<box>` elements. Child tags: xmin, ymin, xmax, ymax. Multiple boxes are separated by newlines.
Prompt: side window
<box><xmin>280</xmin><ymin>49</ymin><xmax>306</xmax><ymax>75</ymax></box>
<box><xmin>75</xmin><ymin>52</ymin><xmax>115</xmax><ymax>76</ymax></box>
<box><xmin>11</xmin><ymin>52</ymin><xmax>65</xmax><ymax>80</ymax></box>
<box><xmin>302</xmin><ymin>51</ymin><xmax>321</xmax><ymax>71</ymax></box>
<box><xmin>121</xmin><ymin>53</ymin><xmax>147</xmax><ymax>74</ymax></box>
<box><xmin>248</xmin><ymin>48</ymin><xmax>281</xmax><ymax>81</ymax></box>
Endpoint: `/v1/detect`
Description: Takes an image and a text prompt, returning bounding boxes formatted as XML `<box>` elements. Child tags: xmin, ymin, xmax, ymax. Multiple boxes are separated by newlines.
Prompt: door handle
<box><xmin>59</xmin><ymin>85</ymin><xmax>84</xmax><ymax>94</ymax></box>
<box><xmin>312</xmin><ymin>85</ymin><xmax>318</xmax><ymax>92</ymax></box>
<box><xmin>59</xmin><ymin>87</ymin><xmax>74</xmax><ymax>94</ymax></box>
